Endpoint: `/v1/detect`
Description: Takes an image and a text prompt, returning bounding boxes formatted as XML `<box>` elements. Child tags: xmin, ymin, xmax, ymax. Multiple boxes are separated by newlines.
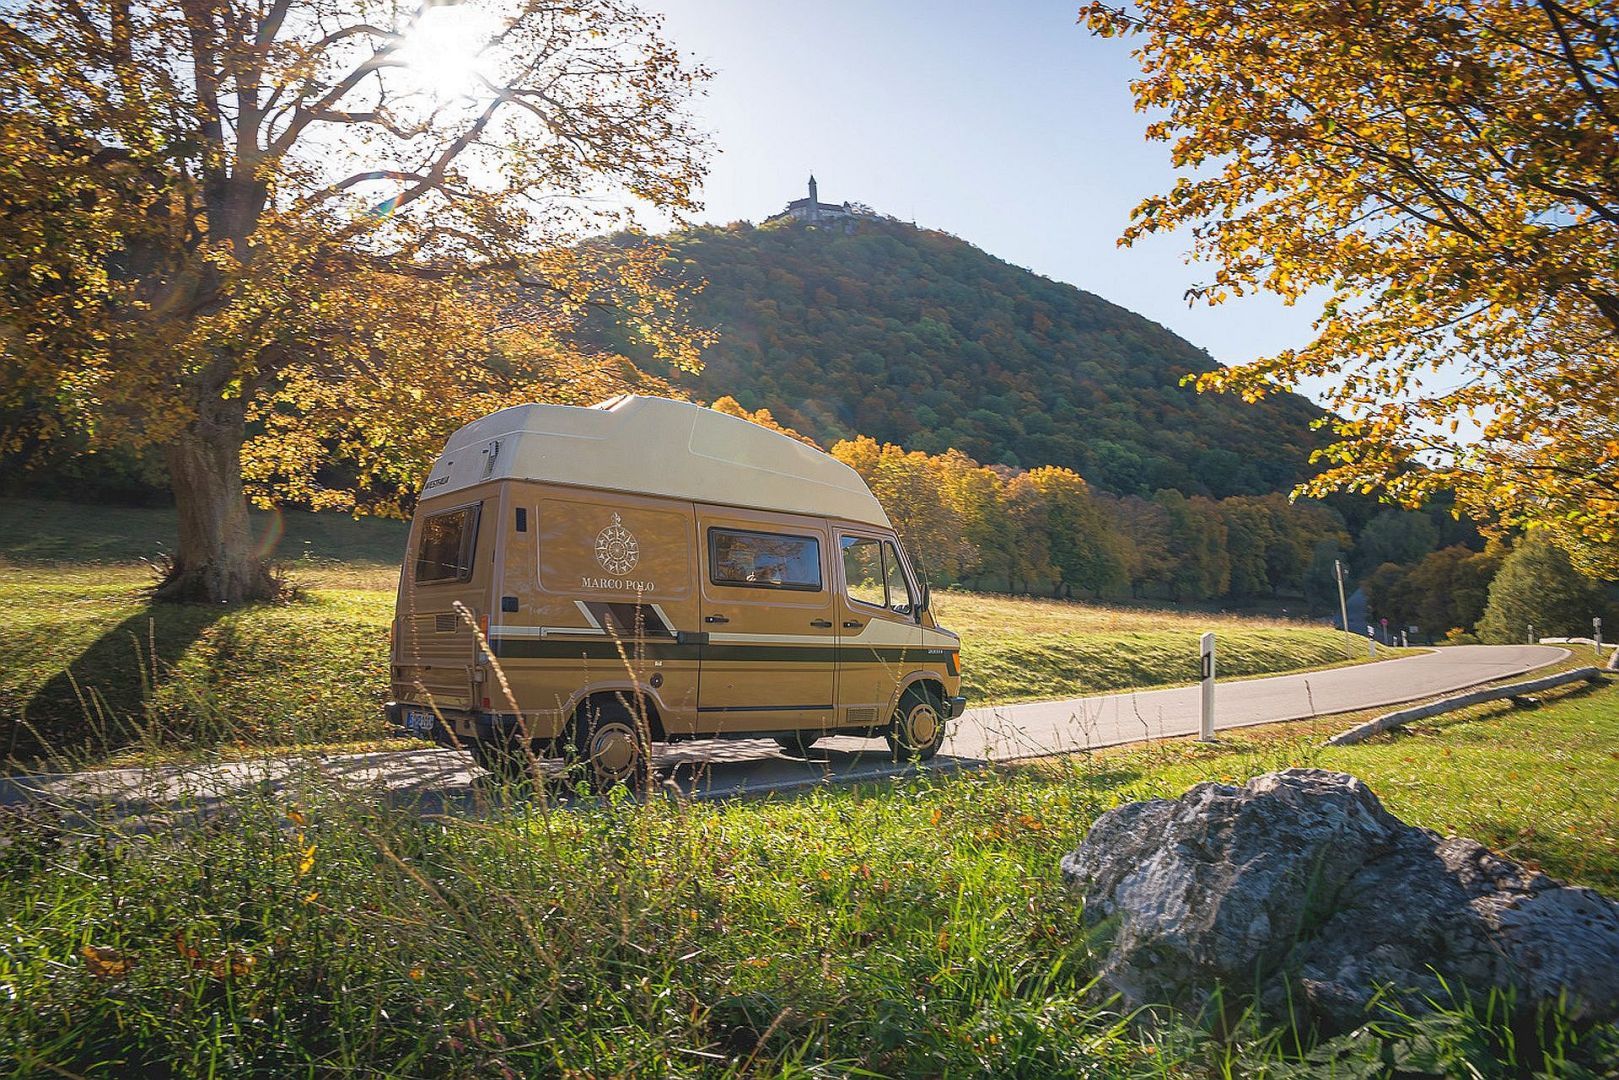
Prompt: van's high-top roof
<box><xmin>421</xmin><ymin>395</ymin><xmax>893</xmax><ymax>528</ymax></box>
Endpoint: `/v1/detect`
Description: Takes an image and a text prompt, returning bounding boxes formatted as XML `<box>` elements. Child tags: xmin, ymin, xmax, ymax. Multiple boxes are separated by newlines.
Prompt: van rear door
<box><xmin>694</xmin><ymin>507</ymin><xmax>836</xmax><ymax>733</ymax></box>
<box><xmin>395</xmin><ymin>498</ymin><xmax>491</xmax><ymax>713</ymax></box>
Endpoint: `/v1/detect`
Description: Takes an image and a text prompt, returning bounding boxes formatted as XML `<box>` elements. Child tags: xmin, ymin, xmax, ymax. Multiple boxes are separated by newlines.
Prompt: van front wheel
<box><xmin>886</xmin><ymin>685</ymin><xmax>946</xmax><ymax>762</ymax></box>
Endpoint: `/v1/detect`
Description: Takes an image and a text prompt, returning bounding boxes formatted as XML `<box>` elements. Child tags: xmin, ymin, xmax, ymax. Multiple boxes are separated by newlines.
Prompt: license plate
<box><xmin>403</xmin><ymin>708</ymin><xmax>434</xmax><ymax>737</ymax></box>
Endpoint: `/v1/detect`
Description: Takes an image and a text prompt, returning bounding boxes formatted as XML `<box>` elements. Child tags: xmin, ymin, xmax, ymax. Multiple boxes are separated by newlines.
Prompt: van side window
<box><xmin>883</xmin><ymin>541</ymin><xmax>915</xmax><ymax>615</ymax></box>
<box><xmin>709</xmin><ymin>528</ymin><xmax>822</xmax><ymax>590</ymax></box>
<box><xmin>415</xmin><ymin>504</ymin><xmax>481</xmax><ymax>583</ymax></box>
<box><xmin>841</xmin><ymin>536</ymin><xmax>886</xmax><ymax>608</ymax></box>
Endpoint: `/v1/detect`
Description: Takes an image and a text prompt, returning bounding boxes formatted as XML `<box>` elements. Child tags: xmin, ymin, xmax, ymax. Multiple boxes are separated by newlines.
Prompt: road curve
<box><xmin>0</xmin><ymin>645</ymin><xmax>1570</xmax><ymax>811</ymax></box>
<box><xmin>942</xmin><ymin>643</ymin><xmax>1569</xmax><ymax>762</ymax></box>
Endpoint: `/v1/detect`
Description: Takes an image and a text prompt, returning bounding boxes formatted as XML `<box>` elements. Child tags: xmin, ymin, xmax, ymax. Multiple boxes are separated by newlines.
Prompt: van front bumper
<box><xmin>944</xmin><ymin>694</ymin><xmax>967</xmax><ymax>719</ymax></box>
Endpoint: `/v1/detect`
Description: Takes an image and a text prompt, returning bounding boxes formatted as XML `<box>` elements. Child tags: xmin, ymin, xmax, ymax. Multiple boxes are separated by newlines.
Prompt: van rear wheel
<box><xmin>773</xmin><ymin>732</ymin><xmax>820</xmax><ymax>758</ymax></box>
<box><xmin>568</xmin><ymin>695</ymin><xmax>650</xmax><ymax>793</ymax></box>
<box><xmin>472</xmin><ymin>736</ymin><xmax>536</xmax><ymax>787</ymax></box>
<box><xmin>886</xmin><ymin>685</ymin><xmax>946</xmax><ymax>762</ymax></box>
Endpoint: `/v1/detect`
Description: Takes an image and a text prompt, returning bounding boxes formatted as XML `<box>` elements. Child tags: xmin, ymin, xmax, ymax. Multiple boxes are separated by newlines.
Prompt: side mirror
<box><xmin>919</xmin><ymin>578</ymin><xmax>930</xmax><ymax>614</ymax></box>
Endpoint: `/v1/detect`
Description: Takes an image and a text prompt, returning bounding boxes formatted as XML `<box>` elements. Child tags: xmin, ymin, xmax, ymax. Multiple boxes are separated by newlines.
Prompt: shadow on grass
<box><xmin>6</xmin><ymin>601</ymin><xmax>229</xmax><ymax>768</ymax></box>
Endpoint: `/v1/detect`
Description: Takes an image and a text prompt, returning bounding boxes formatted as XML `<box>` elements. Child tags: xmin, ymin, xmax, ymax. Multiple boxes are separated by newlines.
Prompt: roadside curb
<box><xmin>1325</xmin><ymin>666</ymin><xmax>1606</xmax><ymax>746</ymax></box>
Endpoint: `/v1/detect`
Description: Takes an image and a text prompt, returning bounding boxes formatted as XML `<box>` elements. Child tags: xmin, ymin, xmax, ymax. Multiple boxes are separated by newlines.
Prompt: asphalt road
<box><xmin>1</xmin><ymin>644</ymin><xmax>1568</xmax><ymax>815</ymax></box>
<box><xmin>945</xmin><ymin>643</ymin><xmax>1568</xmax><ymax>761</ymax></box>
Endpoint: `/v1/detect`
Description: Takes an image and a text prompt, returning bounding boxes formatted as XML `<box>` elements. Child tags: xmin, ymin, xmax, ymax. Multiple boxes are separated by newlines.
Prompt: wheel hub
<box><xmin>590</xmin><ymin>721</ymin><xmax>640</xmax><ymax>780</ymax></box>
<box><xmin>905</xmin><ymin>703</ymin><xmax>939</xmax><ymax>747</ymax></box>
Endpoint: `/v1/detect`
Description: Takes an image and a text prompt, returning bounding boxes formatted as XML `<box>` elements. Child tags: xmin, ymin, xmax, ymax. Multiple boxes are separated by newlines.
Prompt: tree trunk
<box><xmin>157</xmin><ymin>407</ymin><xmax>276</xmax><ymax>604</ymax></box>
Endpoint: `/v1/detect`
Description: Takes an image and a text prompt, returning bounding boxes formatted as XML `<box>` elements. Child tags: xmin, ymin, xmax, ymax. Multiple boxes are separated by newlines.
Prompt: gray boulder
<box><xmin>1061</xmin><ymin>769</ymin><xmax>1619</xmax><ymax>1032</ymax></box>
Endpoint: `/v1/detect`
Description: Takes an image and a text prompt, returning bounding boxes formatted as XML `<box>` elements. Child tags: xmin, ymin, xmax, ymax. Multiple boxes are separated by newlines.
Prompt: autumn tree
<box><xmin>1221</xmin><ymin>498</ymin><xmax>1280</xmax><ymax>599</ymax></box>
<box><xmin>830</xmin><ymin>436</ymin><xmax>974</xmax><ymax>585</ymax></box>
<box><xmin>934</xmin><ymin>451</ymin><xmax>1015</xmax><ymax>587</ymax></box>
<box><xmin>1403</xmin><ymin>542</ymin><xmax>1504</xmax><ymax>635</ymax></box>
<box><xmin>710</xmin><ymin>396</ymin><xmax>818</xmax><ymax>447</ymax></box>
<box><xmin>0</xmin><ymin>0</ymin><xmax>709</xmax><ymax>601</ymax></box>
<box><xmin>1023</xmin><ymin>466</ymin><xmax>1127</xmax><ymax>598</ymax></box>
<box><xmin>1100</xmin><ymin>493</ymin><xmax>1175</xmax><ymax>598</ymax></box>
<box><xmin>1085</xmin><ymin>0</ymin><xmax>1619</xmax><ymax>574</ymax></box>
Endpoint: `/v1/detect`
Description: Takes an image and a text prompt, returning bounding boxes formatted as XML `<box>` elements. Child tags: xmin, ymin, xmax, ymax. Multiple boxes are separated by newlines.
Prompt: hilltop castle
<box><xmin>766</xmin><ymin>175</ymin><xmax>866</xmax><ymax>226</ymax></box>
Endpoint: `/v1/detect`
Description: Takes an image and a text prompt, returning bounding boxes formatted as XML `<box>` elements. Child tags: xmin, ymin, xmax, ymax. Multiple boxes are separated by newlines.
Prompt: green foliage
<box><xmin>1477</xmin><ymin>535</ymin><xmax>1614</xmax><ymax>644</ymax></box>
<box><xmin>1152</xmin><ymin>490</ymin><xmax>1230</xmax><ymax>602</ymax></box>
<box><xmin>1355</xmin><ymin>510</ymin><xmax>1442</xmax><ymax>574</ymax></box>
<box><xmin>1362</xmin><ymin>545</ymin><xmax>1506</xmax><ymax>639</ymax></box>
<box><xmin>3</xmin><ymin>677</ymin><xmax>1616</xmax><ymax>1075</ymax></box>
<box><xmin>628</xmin><ymin>219</ymin><xmax>1328</xmax><ymax>498</ymax></box>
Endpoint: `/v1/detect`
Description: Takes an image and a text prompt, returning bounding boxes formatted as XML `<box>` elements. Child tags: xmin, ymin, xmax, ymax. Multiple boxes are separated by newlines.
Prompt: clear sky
<box><xmin>646</xmin><ymin>0</ymin><xmax>1326</xmax><ymax>401</ymax></box>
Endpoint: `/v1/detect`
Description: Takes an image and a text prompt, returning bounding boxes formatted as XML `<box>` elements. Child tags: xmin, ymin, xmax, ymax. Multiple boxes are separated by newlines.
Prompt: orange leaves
<box><xmin>4</xmin><ymin>0</ymin><xmax>712</xmax><ymax>544</ymax></box>
<box><xmin>176</xmin><ymin>934</ymin><xmax>258</xmax><ymax>980</ymax></box>
<box><xmin>81</xmin><ymin>944</ymin><xmax>131</xmax><ymax>980</ymax></box>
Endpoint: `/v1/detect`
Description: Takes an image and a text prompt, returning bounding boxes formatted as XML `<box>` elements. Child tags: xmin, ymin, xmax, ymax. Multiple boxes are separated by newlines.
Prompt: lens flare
<box><xmin>395</xmin><ymin>6</ymin><xmax>501</xmax><ymax>102</ymax></box>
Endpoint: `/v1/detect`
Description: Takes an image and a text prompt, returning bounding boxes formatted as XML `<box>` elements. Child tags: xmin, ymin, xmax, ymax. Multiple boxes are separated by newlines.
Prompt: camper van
<box><xmin>387</xmin><ymin>395</ymin><xmax>966</xmax><ymax>788</ymax></box>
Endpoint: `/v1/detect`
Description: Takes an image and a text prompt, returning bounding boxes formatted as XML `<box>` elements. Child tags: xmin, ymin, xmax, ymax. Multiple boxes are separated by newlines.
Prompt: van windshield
<box><xmin>415</xmin><ymin>504</ymin><xmax>481</xmax><ymax>583</ymax></box>
<box><xmin>883</xmin><ymin>541</ymin><xmax>915</xmax><ymax>614</ymax></box>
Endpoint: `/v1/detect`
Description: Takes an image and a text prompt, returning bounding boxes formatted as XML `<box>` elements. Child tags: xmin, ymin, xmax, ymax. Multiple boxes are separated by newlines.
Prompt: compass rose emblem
<box><xmin>594</xmin><ymin>512</ymin><xmax>640</xmax><ymax>575</ymax></box>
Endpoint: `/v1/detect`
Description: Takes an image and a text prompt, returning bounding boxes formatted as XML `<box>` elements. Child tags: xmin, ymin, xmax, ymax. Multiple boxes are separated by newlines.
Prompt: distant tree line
<box><xmin>827</xmin><ymin>433</ymin><xmax>1352</xmax><ymax>606</ymax></box>
<box><xmin>708</xmin><ymin>400</ymin><xmax>1618</xmax><ymax>636</ymax></box>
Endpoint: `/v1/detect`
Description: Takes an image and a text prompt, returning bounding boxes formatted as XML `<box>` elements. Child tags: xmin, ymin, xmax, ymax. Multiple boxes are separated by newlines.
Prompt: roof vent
<box><xmin>481</xmin><ymin>439</ymin><xmax>501</xmax><ymax>479</ymax></box>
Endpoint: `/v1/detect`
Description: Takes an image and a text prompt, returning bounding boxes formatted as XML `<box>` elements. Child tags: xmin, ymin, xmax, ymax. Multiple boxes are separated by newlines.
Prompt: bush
<box><xmin>1477</xmin><ymin>535</ymin><xmax>1613</xmax><ymax>644</ymax></box>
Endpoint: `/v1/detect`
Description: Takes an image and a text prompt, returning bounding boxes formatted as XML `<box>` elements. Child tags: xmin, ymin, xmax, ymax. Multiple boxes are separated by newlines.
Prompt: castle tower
<box><xmin>808</xmin><ymin>174</ymin><xmax>818</xmax><ymax>206</ymax></box>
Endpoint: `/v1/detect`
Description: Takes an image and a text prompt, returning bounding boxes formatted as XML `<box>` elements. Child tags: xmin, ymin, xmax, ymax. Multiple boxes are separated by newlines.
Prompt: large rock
<box><xmin>1061</xmin><ymin>769</ymin><xmax>1619</xmax><ymax>1032</ymax></box>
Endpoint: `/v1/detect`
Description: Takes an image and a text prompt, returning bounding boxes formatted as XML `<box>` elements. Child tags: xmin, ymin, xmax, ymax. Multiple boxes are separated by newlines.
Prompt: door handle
<box><xmin>842</xmin><ymin>620</ymin><xmax>863</xmax><ymax>629</ymax></box>
<box><xmin>810</xmin><ymin>619</ymin><xmax>833</xmax><ymax>628</ymax></box>
<box><xmin>704</xmin><ymin>614</ymin><xmax>730</xmax><ymax>624</ymax></box>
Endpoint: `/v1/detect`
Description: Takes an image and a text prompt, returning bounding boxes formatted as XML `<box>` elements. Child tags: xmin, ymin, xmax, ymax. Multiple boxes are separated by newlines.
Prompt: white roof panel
<box><xmin>419</xmin><ymin>395</ymin><xmax>891</xmax><ymax>528</ymax></box>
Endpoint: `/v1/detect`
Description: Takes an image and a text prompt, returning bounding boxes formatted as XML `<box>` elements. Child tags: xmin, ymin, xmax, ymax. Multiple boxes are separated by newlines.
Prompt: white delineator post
<box><xmin>1198</xmin><ymin>632</ymin><xmax>1217</xmax><ymax>742</ymax></box>
<box><xmin>1595</xmin><ymin>617</ymin><xmax>1603</xmax><ymax>659</ymax></box>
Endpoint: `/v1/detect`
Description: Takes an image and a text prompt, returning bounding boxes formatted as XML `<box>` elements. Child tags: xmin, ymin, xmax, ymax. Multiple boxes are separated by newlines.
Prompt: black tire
<box><xmin>568</xmin><ymin>694</ymin><xmax>651</xmax><ymax>793</ymax></box>
<box><xmin>471</xmin><ymin>734</ymin><xmax>536</xmax><ymax>787</ymax></box>
<box><xmin>772</xmin><ymin>731</ymin><xmax>820</xmax><ymax>758</ymax></box>
<box><xmin>886</xmin><ymin>684</ymin><xmax>946</xmax><ymax>762</ymax></box>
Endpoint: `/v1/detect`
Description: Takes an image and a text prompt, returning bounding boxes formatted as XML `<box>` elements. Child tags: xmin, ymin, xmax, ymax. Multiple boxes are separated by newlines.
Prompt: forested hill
<box><xmin>646</xmin><ymin>218</ymin><xmax>1326</xmax><ymax>498</ymax></box>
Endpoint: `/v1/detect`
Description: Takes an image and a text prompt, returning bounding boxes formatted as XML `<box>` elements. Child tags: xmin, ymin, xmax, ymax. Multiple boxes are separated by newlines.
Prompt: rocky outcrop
<box><xmin>1061</xmin><ymin>769</ymin><xmax>1619</xmax><ymax>1032</ymax></box>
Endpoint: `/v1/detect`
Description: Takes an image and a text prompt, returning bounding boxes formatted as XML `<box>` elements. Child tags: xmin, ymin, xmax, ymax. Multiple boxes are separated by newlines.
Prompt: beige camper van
<box><xmin>387</xmin><ymin>395</ymin><xmax>965</xmax><ymax>788</ymax></box>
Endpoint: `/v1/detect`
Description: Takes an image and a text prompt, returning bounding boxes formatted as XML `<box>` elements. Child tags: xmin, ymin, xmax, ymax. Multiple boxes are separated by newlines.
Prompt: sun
<box><xmin>395</xmin><ymin>5</ymin><xmax>502</xmax><ymax>101</ymax></box>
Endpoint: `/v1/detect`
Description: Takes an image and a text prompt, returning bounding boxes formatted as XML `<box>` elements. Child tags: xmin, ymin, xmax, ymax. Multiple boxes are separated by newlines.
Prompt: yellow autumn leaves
<box><xmin>1083</xmin><ymin>0</ymin><xmax>1619</xmax><ymax>573</ymax></box>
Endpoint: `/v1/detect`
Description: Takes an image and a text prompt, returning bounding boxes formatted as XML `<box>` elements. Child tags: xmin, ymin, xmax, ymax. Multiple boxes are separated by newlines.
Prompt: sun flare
<box><xmin>395</xmin><ymin>6</ymin><xmax>502</xmax><ymax>101</ymax></box>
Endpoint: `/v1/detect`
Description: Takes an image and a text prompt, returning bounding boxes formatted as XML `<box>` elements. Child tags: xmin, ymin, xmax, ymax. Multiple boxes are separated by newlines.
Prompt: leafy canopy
<box><xmin>0</xmin><ymin>0</ymin><xmax>711</xmax><ymax>514</ymax></box>
<box><xmin>1084</xmin><ymin>0</ymin><xmax>1619</xmax><ymax>574</ymax></box>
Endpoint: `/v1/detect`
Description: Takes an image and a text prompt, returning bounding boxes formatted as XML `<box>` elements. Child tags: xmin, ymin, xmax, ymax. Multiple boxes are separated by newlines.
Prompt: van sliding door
<box><xmin>694</xmin><ymin>506</ymin><xmax>836</xmax><ymax>733</ymax></box>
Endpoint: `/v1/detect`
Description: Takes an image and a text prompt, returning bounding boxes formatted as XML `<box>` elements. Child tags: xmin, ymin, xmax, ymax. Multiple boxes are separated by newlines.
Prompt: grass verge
<box><xmin>2</xmin><ymin>681</ymin><xmax>1615</xmax><ymax>1076</ymax></box>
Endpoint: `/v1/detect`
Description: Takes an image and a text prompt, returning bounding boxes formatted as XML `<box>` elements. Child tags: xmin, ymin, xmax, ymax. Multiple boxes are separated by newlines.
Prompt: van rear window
<box><xmin>415</xmin><ymin>504</ymin><xmax>481</xmax><ymax>583</ymax></box>
<box><xmin>709</xmin><ymin>528</ymin><xmax>822</xmax><ymax>591</ymax></box>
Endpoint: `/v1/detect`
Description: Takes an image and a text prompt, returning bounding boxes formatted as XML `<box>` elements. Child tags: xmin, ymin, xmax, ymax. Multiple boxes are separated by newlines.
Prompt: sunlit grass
<box><xmin>3</xmin><ymin>682</ymin><xmax>1613</xmax><ymax>1075</ymax></box>
<box><xmin>0</xmin><ymin>495</ymin><xmax>1387</xmax><ymax>764</ymax></box>
<box><xmin>933</xmin><ymin>589</ymin><xmax>1393</xmax><ymax>702</ymax></box>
